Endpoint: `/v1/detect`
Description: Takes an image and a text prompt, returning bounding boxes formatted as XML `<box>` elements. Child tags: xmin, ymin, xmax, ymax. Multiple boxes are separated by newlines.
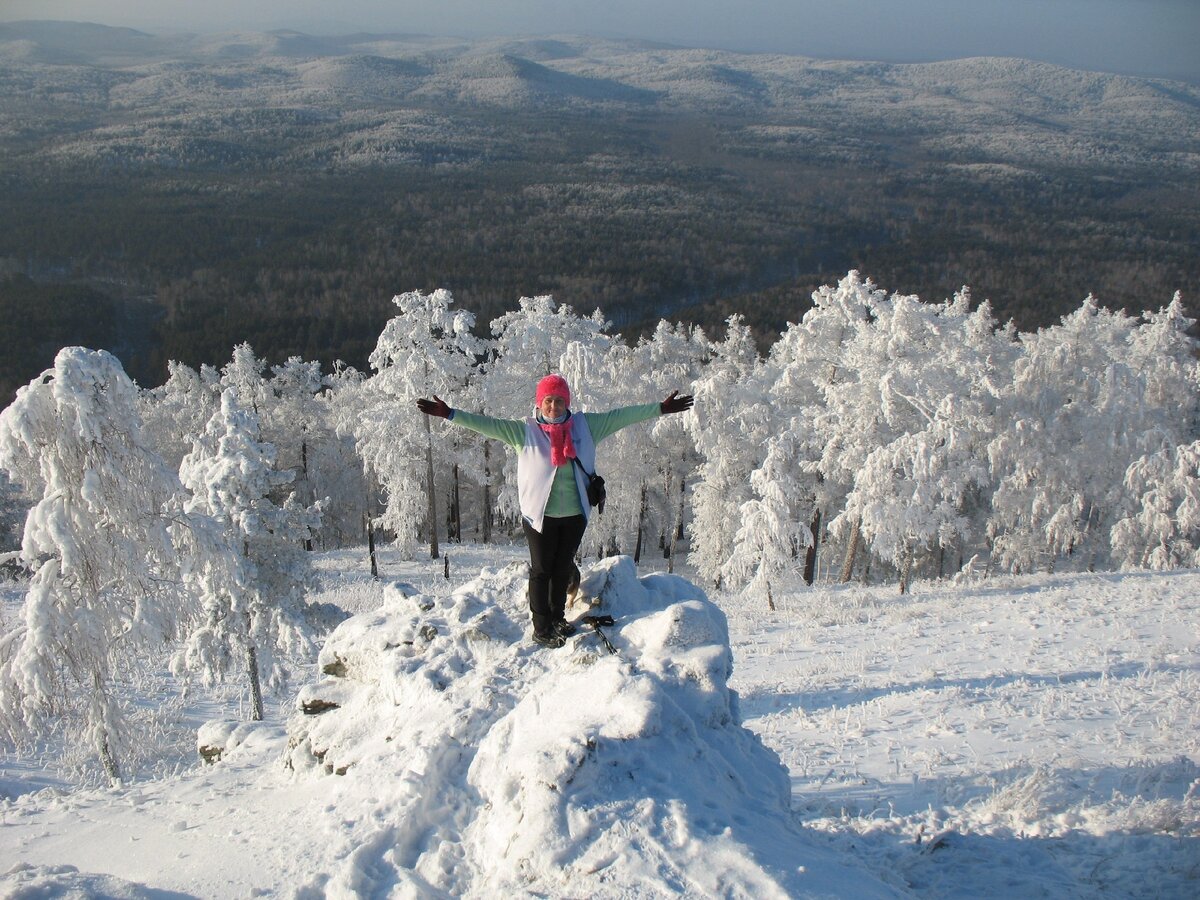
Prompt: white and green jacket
<box><xmin>448</xmin><ymin>403</ymin><xmax>660</xmax><ymax>533</ymax></box>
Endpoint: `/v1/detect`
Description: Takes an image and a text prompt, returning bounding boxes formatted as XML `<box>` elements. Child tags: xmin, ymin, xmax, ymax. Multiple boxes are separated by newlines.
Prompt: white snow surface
<box><xmin>1</xmin><ymin>547</ymin><xmax>1197</xmax><ymax>898</ymax></box>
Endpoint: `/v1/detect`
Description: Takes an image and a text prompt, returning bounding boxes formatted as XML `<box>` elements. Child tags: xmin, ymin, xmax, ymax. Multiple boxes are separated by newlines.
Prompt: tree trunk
<box><xmin>633</xmin><ymin>483</ymin><xmax>648</xmax><ymax>564</ymax></box>
<box><xmin>803</xmin><ymin>508</ymin><xmax>821</xmax><ymax>586</ymax></box>
<box><xmin>481</xmin><ymin>442</ymin><xmax>493</xmax><ymax>544</ymax></box>
<box><xmin>667</xmin><ymin>475</ymin><xmax>686</xmax><ymax>574</ymax></box>
<box><xmin>450</xmin><ymin>464</ymin><xmax>462</xmax><ymax>542</ymax></box>
<box><xmin>367</xmin><ymin>512</ymin><xmax>378</xmax><ymax>578</ymax></box>
<box><xmin>98</xmin><ymin>732</ymin><xmax>121</xmax><ymax>785</ymax></box>
<box><xmin>840</xmin><ymin>519</ymin><xmax>861</xmax><ymax>583</ymax></box>
<box><xmin>91</xmin><ymin>671</ymin><xmax>121</xmax><ymax>785</ymax></box>
<box><xmin>898</xmin><ymin>548</ymin><xmax>914</xmax><ymax>595</ymax></box>
<box><xmin>766</xmin><ymin>580</ymin><xmax>776</xmax><ymax>612</ymax></box>
<box><xmin>301</xmin><ymin>438</ymin><xmax>313</xmax><ymax>551</ymax></box>
<box><xmin>246</xmin><ymin>642</ymin><xmax>264</xmax><ymax>721</ymax></box>
<box><xmin>424</xmin><ymin>414</ymin><xmax>440</xmax><ymax>560</ymax></box>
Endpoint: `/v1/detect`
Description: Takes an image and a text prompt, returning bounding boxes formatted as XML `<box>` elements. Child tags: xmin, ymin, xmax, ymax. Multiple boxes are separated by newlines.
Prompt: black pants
<box><xmin>523</xmin><ymin>514</ymin><xmax>587</xmax><ymax>636</ymax></box>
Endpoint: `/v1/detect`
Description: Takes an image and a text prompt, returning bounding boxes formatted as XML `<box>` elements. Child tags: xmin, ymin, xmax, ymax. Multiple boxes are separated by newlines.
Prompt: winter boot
<box><xmin>532</xmin><ymin>630</ymin><xmax>566</xmax><ymax>649</ymax></box>
<box><xmin>553</xmin><ymin>619</ymin><xmax>577</xmax><ymax>638</ymax></box>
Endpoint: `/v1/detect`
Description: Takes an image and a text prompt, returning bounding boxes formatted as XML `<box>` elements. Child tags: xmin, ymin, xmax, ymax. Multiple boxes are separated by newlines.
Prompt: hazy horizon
<box><xmin>2</xmin><ymin>0</ymin><xmax>1198</xmax><ymax>83</ymax></box>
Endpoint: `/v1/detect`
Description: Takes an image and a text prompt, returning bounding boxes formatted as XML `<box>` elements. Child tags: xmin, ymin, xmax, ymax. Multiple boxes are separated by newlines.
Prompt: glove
<box><xmin>660</xmin><ymin>390</ymin><xmax>694</xmax><ymax>415</ymax></box>
<box><xmin>416</xmin><ymin>396</ymin><xmax>451</xmax><ymax>418</ymax></box>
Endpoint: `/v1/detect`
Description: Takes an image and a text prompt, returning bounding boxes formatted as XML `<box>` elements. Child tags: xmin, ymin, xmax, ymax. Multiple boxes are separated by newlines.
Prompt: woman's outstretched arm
<box><xmin>585</xmin><ymin>391</ymin><xmax>695</xmax><ymax>443</ymax></box>
<box><xmin>415</xmin><ymin>396</ymin><xmax>526</xmax><ymax>450</ymax></box>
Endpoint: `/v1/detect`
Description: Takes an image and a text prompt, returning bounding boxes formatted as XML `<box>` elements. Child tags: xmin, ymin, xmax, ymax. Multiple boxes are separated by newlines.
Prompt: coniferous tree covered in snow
<box><xmin>308</xmin><ymin>364</ymin><xmax>372</xmax><ymax>550</ymax></box>
<box><xmin>686</xmin><ymin>316</ymin><xmax>773</xmax><ymax>588</ymax></box>
<box><xmin>723</xmin><ymin>430</ymin><xmax>812</xmax><ymax>609</ymax></box>
<box><xmin>0</xmin><ymin>348</ymin><xmax>184</xmax><ymax>782</ymax></box>
<box><xmin>1109</xmin><ymin>295</ymin><xmax>1200</xmax><ymax>570</ymax></box>
<box><xmin>175</xmin><ymin>388</ymin><xmax>323</xmax><ymax>720</ymax></box>
<box><xmin>797</xmin><ymin>273</ymin><xmax>894</xmax><ymax>581</ymax></box>
<box><xmin>742</xmin><ymin>275</ymin><xmax>877</xmax><ymax>586</ymax></box>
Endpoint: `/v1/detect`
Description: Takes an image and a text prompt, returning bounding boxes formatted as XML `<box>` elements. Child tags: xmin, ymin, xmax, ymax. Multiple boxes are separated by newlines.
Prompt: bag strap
<box><xmin>570</xmin><ymin>456</ymin><xmax>596</xmax><ymax>479</ymax></box>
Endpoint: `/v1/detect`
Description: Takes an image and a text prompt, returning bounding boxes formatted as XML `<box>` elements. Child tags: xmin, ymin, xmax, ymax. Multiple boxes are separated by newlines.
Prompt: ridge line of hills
<box><xmin>0</xmin><ymin>20</ymin><xmax>1196</xmax><ymax>396</ymax></box>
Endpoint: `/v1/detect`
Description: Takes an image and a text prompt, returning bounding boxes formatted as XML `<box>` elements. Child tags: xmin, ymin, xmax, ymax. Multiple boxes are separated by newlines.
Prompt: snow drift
<box><xmin>283</xmin><ymin>556</ymin><xmax>898</xmax><ymax>897</ymax></box>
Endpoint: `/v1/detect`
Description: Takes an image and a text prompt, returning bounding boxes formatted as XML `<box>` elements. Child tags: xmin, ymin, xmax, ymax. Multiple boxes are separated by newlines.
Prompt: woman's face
<box><xmin>539</xmin><ymin>394</ymin><xmax>568</xmax><ymax>419</ymax></box>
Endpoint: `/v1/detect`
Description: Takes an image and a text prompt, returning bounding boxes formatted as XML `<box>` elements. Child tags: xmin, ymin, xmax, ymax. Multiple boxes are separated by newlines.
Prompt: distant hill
<box><xmin>0</xmin><ymin>21</ymin><xmax>1195</xmax><ymax>389</ymax></box>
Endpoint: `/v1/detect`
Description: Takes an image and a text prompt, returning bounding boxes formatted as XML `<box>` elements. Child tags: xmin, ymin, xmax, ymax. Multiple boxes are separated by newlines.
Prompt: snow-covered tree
<box><xmin>1108</xmin><ymin>293</ymin><xmax>1200</xmax><ymax>569</ymax></box>
<box><xmin>486</xmin><ymin>296</ymin><xmax>614</xmax><ymax>414</ymax></box>
<box><xmin>357</xmin><ymin>289</ymin><xmax>483</xmax><ymax>559</ymax></box>
<box><xmin>624</xmin><ymin>321</ymin><xmax>710</xmax><ymax>569</ymax></box>
<box><xmin>739</xmin><ymin>274</ymin><xmax>883</xmax><ymax>586</ymax></box>
<box><xmin>843</xmin><ymin>404</ymin><xmax>991</xmax><ymax>592</ymax></box>
<box><xmin>219</xmin><ymin>343</ymin><xmax>272</xmax><ymax>415</ymax></box>
<box><xmin>1111</xmin><ymin>439</ymin><xmax>1200</xmax><ymax>569</ymax></box>
<box><xmin>986</xmin><ymin>295</ymin><xmax>1188</xmax><ymax>573</ymax></box>
<box><xmin>175</xmin><ymin>388</ymin><xmax>322</xmax><ymax>720</ymax></box>
<box><xmin>138</xmin><ymin>360</ymin><xmax>219</xmax><ymax>472</ymax></box>
<box><xmin>723</xmin><ymin>429</ymin><xmax>811</xmax><ymax>608</ymax></box>
<box><xmin>687</xmin><ymin>316</ymin><xmax>772</xmax><ymax>587</ymax></box>
<box><xmin>0</xmin><ymin>348</ymin><xmax>184</xmax><ymax>782</ymax></box>
<box><xmin>829</xmin><ymin>291</ymin><xmax>1009</xmax><ymax>589</ymax></box>
<box><xmin>266</xmin><ymin>357</ymin><xmax>331</xmax><ymax>547</ymax></box>
<box><xmin>1121</xmin><ymin>292</ymin><xmax>1200</xmax><ymax>453</ymax></box>
<box><xmin>309</xmin><ymin>364</ymin><xmax>371</xmax><ymax>549</ymax></box>
<box><xmin>801</xmin><ymin>273</ymin><xmax>895</xmax><ymax>579</ymax></box>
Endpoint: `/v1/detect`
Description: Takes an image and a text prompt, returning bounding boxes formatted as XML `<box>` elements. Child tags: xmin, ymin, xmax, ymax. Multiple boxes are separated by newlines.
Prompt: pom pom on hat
<box><xmin>536</xmin><ymin>374</ymin><xmax>571</xmax><ymax>406</ymax></box>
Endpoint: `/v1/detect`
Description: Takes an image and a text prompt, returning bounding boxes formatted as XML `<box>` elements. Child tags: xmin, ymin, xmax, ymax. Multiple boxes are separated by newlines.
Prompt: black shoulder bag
<box><xmin>571</xmin><ymin>457</ymin><xmax>606</xmax><ymax>514</ymax></box>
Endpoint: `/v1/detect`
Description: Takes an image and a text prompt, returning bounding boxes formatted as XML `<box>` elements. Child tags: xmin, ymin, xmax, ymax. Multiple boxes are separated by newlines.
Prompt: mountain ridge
<box><xmin>0</xmin><ymin>19</ymin><xmax>1195</xmax><ymax>391</ymax></box>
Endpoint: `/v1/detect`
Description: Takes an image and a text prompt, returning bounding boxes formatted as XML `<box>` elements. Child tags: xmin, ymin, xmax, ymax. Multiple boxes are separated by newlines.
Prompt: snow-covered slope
<box><xmin>1</xmin><ymin>547</ymin><xmax>1196</xmax><ymax>897</ymax></box>
<box><xmin>729</xmin><ymin>568</ymin><xmax>1200</xmax><ymax>898</ymax></box>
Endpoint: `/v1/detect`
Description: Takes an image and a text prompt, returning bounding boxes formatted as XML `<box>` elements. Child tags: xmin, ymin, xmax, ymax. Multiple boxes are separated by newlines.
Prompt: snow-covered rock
<box><xmin>196</xmin><ymin>719</ymin><xmax>283</xmax><ymax>764</ymax></box>
<box><xmin>284</xmin><ymin>555</ymin><xmax>898</xmax><ymax>896</ymax></box>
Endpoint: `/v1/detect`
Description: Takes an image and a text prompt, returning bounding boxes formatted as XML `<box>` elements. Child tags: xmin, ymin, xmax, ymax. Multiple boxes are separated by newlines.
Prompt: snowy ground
<box><xmin>726</xmin><ymin>570</ymin><xmax>1200</xmax><ymax>898</ymax></box>
<box><xmin>0</xmin><ymin>544</ymin><xmax>1197</xmax><ymax>898</ymax></box>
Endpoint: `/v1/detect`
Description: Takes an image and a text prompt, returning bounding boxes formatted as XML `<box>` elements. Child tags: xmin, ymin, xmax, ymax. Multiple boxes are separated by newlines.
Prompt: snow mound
<box><xmin>196</xmin><ymin>719</ymin><xmax>285</xmax><ymax>764</ymax></box>
<box><xmin>284</xmin><ymin>556</ymin><xmax>898</xmax><ymax>897</ymax></box>
<box><xmin>0</xmin><ymin>862</ymin><xmax>189</xmax><ymax>899</ymax></box>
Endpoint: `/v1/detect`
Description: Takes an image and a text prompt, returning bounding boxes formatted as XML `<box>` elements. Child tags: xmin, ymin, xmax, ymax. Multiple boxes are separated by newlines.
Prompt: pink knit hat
<box><xmin>535</xmin><ymin>374</ymin><xmax>571</xmax><ymax>407</ymax></box>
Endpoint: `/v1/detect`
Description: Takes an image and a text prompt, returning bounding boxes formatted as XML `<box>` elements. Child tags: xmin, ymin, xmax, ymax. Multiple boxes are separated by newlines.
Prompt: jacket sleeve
<box><xmin>583</xmin><ymin>403</ymin><xmax>661</xmax><ymax>443</ymax></box>
<box><xmin>447</xmin><ymin>409</ymin><xmax>527</xmax><ymax>450</ymax></box>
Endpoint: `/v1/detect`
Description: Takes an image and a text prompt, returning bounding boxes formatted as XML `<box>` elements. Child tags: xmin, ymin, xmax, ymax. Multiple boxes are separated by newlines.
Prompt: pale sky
<box><xmin>3</xmin><ymin>0</ymin><xmax>1198</xmax><ymax>82</ymax></box>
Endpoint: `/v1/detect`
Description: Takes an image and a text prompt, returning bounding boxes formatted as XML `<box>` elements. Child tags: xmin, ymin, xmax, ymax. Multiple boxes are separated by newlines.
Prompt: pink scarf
<box><xmin>538</xmin><ymin>417</ymin><xmax>576</xmax><ymax>467</ymax></box>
